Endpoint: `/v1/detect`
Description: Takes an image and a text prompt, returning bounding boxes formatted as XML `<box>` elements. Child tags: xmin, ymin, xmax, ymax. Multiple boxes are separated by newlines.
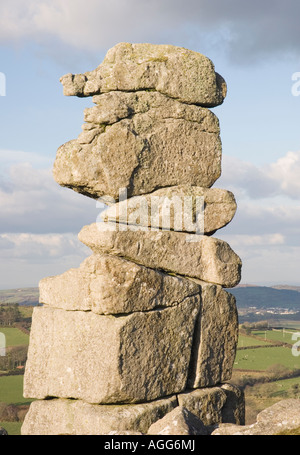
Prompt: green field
<box><xmin>274</xmin><ymin>375</ymin><xmax>300</xmax><ymax>392</ymax></box>
<box><xmin>253</xmin><ymin>329</ymin><xmax>300</xmax><ymax>344</ymax></box>
<box><xmin>238</xmin><ymin>335</ymin><xmax>272</xmax><ymax>348</ymax></box>
<box><xmin>0</xmin><ymin>375</ymin><xmax>31</xmax><ymax>405</ymax></box>
<box><xmin>234</xmin><ymin>346</ymin><xmax>300</xmax><ymax>371</ymax></box>
<box><xmin>0</xmin><ymin>421</ymin><xmax>22</xmax><ymax>435</ymax></box>
<box><xmin>0</xmin><ymin>327</ymin><xmax>29</xmax><ymax>347</ymax></box>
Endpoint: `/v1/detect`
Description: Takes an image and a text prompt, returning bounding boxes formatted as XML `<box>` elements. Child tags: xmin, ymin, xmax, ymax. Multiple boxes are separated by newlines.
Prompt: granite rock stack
<box><xmin>22</xmin><ymin>43</ymin><xmax>244</xmax><ymax>435</ymax></box>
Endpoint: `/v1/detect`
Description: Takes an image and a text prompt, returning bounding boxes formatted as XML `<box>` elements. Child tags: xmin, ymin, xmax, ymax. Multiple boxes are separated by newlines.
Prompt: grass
<box><xmin>245</xmin><ymin>376</ymin><xmax>300</xmax><ymax>399</ymax></box>
<box><xmin>0</xmin><ymin>375</ymin><xmax>31</xmax><ymax>405</ymax></box>
<box><xmin>272</xmin><ymin>375</ymin><xmax>300</xmax><ymax>393</ymax></box>
<box><xmin>276</xmin><ymin>427</ymin><xmax>300</xmax><ymax>435</ymax></box>
<box><xmin>253</xmin><ymin>329</ymin><xmax>300</xmax><ymax>344</ymax></box>
<box><xmin>234</xmin><ymin>346</ymin><xmax>300</xmax><ymax>371</ymax></box>
<box><xmin>18</xmin><ymin>306</ymin><xmax>34</xmax><ymax>319</ymax></box>
<box><xmin>0</xmin><ymin>327</ymin><xmax>29</xmax><ymax>347</ymax></box>
<box><xmin>0</xmin><ymin>421</ymin><xmax>22</xmax><ymax>435</ymax></box>
<box><xmin>238</xmin><ymin>335</ymin><xmax>272</xmax><ymax>348</ymax></box>
<box><xmin>242</xmin><ymin>375</ymin><xmax>300</xmax><ymax>425</ymax></box>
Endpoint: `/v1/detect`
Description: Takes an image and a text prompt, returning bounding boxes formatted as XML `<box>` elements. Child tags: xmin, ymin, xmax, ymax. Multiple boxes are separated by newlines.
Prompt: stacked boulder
<box><xmin>21</xmin><ymin>43</ymin><xmax>244</xmax><ymax>435</ymax></box>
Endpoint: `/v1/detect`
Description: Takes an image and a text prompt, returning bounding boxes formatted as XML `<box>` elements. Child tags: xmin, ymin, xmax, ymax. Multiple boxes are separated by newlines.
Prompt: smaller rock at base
<box><xmin>220</xmin><ymin>384</ymin><xmax>245</xmax><ymax>425</ymax></box>
<box><xmin>147</xmin><ymin>406</ymin><xmax>208</xmax><ymax>435</ymax></box>
<box><xmin>107</xmin><ymin>431</ymin><xmax>143</xmax><ymax>435</ymax></box>
<box><xmin>177</xmin><ymin>387</ymin><xmax>227</xmax><ymax>426</ymax></box>
<box><xmin>21</xmin><ymin>396</ymin><xmax>178</xmax><ymax>435</ymax></box>
<box><xmin>212</xmin><ymin>399</ymin><xmax>300</xmax><ymax>435</ymax></box>
<box><xmin>0</xmin><ymin>427</ymin><xmax>8</xmax><ymax>435</ymax></box>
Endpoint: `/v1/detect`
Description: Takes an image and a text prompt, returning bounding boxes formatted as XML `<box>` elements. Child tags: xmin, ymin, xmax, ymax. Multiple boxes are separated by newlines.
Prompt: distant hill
<box><xmin>1</xmin><ymin>284</ymin><xmax>300</xmax><ymax>311</ymax></box>
<box><xmin>0</xmin><ymin>287</ymin><xmax>39</xmax><ymax>306</ymax></box>
<box><xmin>229</xmin><ymin>285</ymin><xmax>300</xmax><ymax>310</ymax></box>
<box><xmin>271</xmin><ymin>285</ymin><xmax>300</xmax><ymax>293</ymax></box>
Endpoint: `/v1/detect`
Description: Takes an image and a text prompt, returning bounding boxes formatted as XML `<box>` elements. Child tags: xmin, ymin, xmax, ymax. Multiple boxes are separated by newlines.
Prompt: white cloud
<box><xmin>0</xmin><ymin>1</ymin><xmax>300</xmax><ymax>63</ymax></box>
<box><xmin>0</xmin><ymin>152</ymin><xmax>97</xmax><ymax>288</ymax></box>
<box><xmin>0</xmin><ymin>149</ymin><xmax>52</xmax><ymax>169</ymax></box>
<box><xmin>217</xmin><ymin>151</ymin><xmax>300</xmax><ymax>199</ymax></box>
<box><xmin>0</xmin><ymin>232</ymin><xmax>89</xmax><ymax>261</ymax></box>
<box><xmin>220</xmin><ymin>233</ymin><xmax>286</xmax><ymax>248</ymax></box>
<box><xmin>268</xmin><ymin>152</ymin><xmax>300</xmax><ymax>198</ymax></box>
<box><xmin>237</xmin><ymin>246</ymin><xmax>300</xmax><ymax>286</ymax></box>
<box><xmin>0</xmin><ymin>160</ymin><xmax>97</xmax><ymax>234</ymax></box>
<box><xmin>0</xmin><ymin>232</ymin><xmax>91</xmax><ymax>289</ymax></box>
<box><xmin>218</xmin><ymin>198</ymin><xmax>300</xmax><ymax>244</ymax></box>
<box><xmin>215</xmin><ymin>150</ymin><xmax>300</xmax><ymax>284</ymax></box>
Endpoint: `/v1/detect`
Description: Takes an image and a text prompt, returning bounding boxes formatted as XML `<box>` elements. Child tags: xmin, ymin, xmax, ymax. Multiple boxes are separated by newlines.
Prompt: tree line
<box><xmin>240</xmin><ymin>321</ymin><xmax>269</xmax><ymax>335</ymax></box>
<box><xmin>0</xmin><ymin>345</ymin><xmax>28</xmax><ymax>372</ymax></box>
<box><xmin>0</xmin><ymin>304</ymin><xmax>21</xmax><ymax>327</ymax></box>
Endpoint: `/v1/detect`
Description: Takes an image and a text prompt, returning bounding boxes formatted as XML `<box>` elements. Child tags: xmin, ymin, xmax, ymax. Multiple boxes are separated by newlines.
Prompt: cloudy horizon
<box><xmin>1</xmin><ymin>1</ymin><xmax>300</xmax><ymax>288</ymax></box>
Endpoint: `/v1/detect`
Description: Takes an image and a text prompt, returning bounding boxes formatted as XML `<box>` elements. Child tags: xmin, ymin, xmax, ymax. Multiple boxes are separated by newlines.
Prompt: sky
<box><xmin>0</xmin><ymin>0</ymin><xmax>300</xmax><ymax>288</ymax></box>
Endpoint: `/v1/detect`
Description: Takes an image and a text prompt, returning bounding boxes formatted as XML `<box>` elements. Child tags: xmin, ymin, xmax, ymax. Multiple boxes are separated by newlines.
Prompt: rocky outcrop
<box><xmin>147</xmin><ymin>406</ymin><xmax>208</xmax><ymax>435</ymax></box>
<box><xmin>23</xmin><ymin>301</ymin><xmax>200</xmax><ymax>404</ymax></box>
<box><xmin>53</xmin><ymin>90</ymin><xmax>222</xmax><ymax>200</ymax></box>
<box><xmin>59</xmin><ymin>42</ymin><xmax>227</xmax><ymax>106</ymax></box>
<box><xmin>22</xmin><ymin>42</ymin><xmax>244</xmax><ymax>435</ymax></box>
<box><xmin>0</xmin><ymin>427</ymin><xmax>8</xmax><ymax>436</ymax></box>
<box><xmin>101</xmin><ymin>185</ymin><xmax>237</xmax><ymax>235</ymax></box>
<box><xmin>21</xmin><ymin>396</ymin><xmax>178</xmax><ymax>435</ymax></box>
<box><xmin>212</xmin><ymin>399</ymin><xmax>300</xmax><ymax>435</ymax></box>
<box><xmin>39</xmin><ymin>254</ymin><xmax>201</xmax><ymax>314</ymax></box>
<box><xmin>78</xmin><ymin>224</ymin><xmax>242</xmax><ymax>288</ymax></box>
<box><xmin>21</xmin><ymin>386</ymin><xmax>243</xmax><ymax>435</ymax></box>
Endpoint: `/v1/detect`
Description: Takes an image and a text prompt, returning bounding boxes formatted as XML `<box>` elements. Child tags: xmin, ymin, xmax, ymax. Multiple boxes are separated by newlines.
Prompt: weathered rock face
<box><xmin>23</xmin><ymin>299</ymin><xmax>200</xmax><ymax>404</ymax></box>
<box><xmin>147</xmin><ymin>406</ymin><xmax>208</xmax><ymax>435</ymax></box>
<box><xmin>101</xmin><ymin>185</ymin><xmax>237</xmax><ymax>234</ymax></box>
<box><xmin>177</xmin><ymin>387</ymin><xmax>228</xmax><ymax>426</ymax></box>
<box><xmin>219</xmin><ymin>383</ymin><xmax>245</xmax><ymax>426</ymax></box>
<box><xmin>21</xmin><ymin>396</ymin><xmax>178</xmax><ymax>435</ymax></box>
<box><xmin>53</xmin><ymin>90</ymin><xmax>222</xmax><ymax>200</ymax></box>
<box><xmin>78</xmin><ymin>223</ymin><xmax>242</xmax><ymax>288</ymax></box>
<box><xmin>39</xmin><ymin>254</ymin><xmax>201</xmax><ymax>314</ymax></box>
<box><xmin>212</xmin><ymin>399</ymin><xmax>300</xmax><ymax>435</ymax></box>
<box><xmin>38</xmin><ymin>259</ymin><xmax>238</xmax><ymax>390</ymax></box>
<box><xmin>21</xmin><ymin>384</ymin><xmax>245</xmax><ymax>435</ymax></box>
<box><xmin>188</xmin><ymin>284</ymin><xmax>239</xmax><ymax>388</ymax></box>
<box><xmin>60</xmin><ymin>42</ymin><xmax>227</xmax><ymax>106</ymax></box>
<box><xmin>22</xmin><ymin>42</ymin><xmax>245</xmax><ymax>436</ymax></box>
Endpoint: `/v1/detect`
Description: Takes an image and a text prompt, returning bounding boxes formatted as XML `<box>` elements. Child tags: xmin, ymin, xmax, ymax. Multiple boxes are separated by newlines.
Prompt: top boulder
<box><xmin>60</xmin><ymin>42</ymin><xmax>227</xmax><ymax>107</ymax></box>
